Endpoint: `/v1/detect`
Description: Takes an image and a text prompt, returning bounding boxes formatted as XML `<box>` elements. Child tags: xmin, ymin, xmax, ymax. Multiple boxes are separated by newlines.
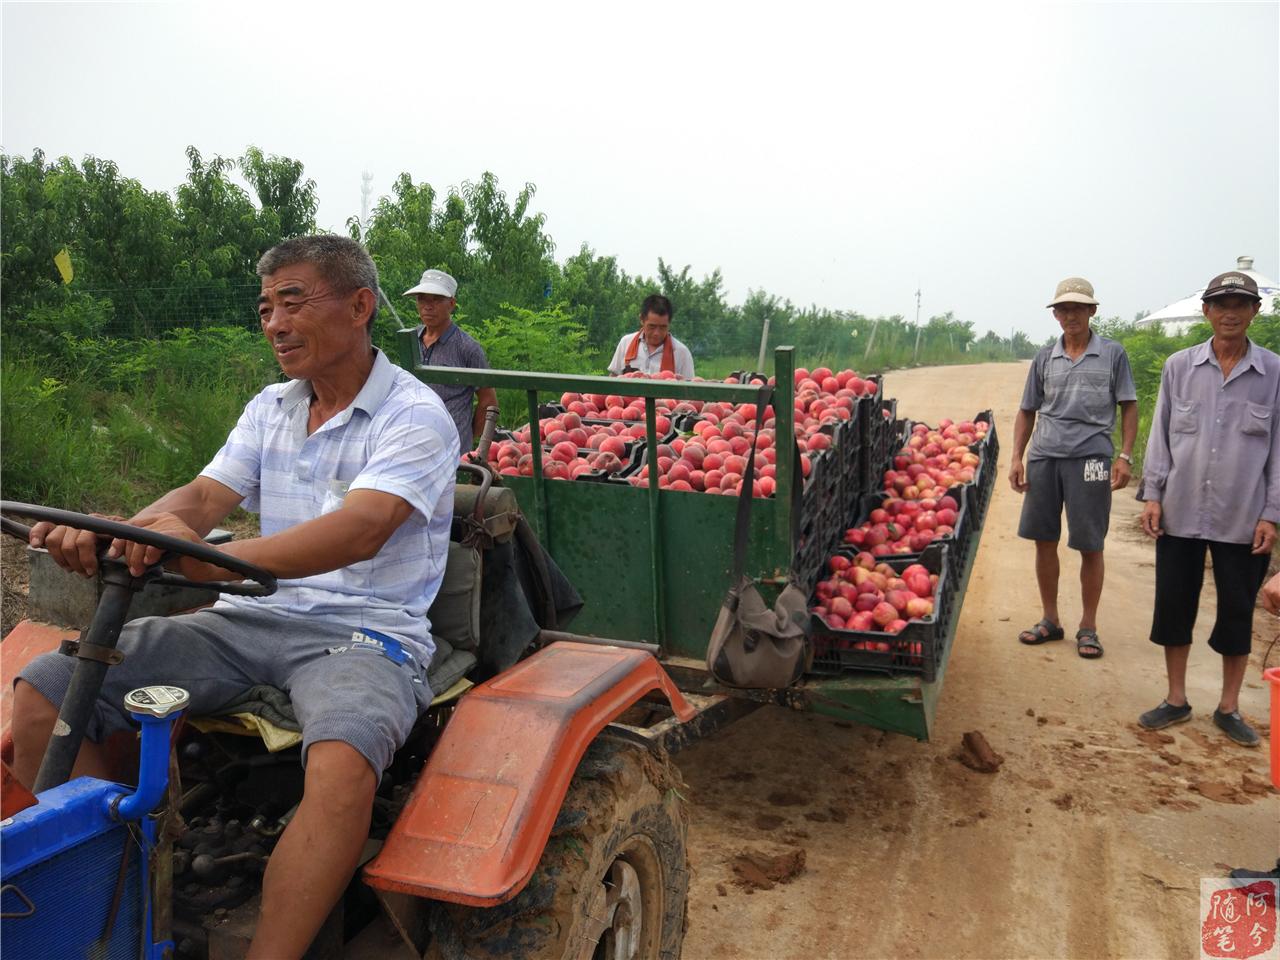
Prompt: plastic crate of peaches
<box><xmin>807</xmin><ymin>542</ymin><xmax>952</xmax><ymax>677</ymax></box>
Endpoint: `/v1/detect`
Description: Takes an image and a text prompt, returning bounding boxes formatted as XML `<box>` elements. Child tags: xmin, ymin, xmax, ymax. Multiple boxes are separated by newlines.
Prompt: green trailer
<box><xmin>399</xmin><ymin>331</ymin><xmax>991</xmax><ymax>740</ymax></box>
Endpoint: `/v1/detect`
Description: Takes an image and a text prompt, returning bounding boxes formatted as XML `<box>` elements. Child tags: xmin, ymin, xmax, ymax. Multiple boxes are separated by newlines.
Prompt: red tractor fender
<box><xmin>363</xmin><ymin>640</ymin><xmax>695</xmax><ymax>908</ymax></box>
<box><xmin>0</xmin><ymin>619</ymin><xmax>79</xmax><ymax>764</ymax></box>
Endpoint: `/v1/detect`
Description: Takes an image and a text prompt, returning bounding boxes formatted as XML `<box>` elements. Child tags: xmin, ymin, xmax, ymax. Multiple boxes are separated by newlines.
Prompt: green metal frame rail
<box><xmin>398</xmin><ymin>330</ymin><xmax>798</xmax><ymax>653</ymax></box>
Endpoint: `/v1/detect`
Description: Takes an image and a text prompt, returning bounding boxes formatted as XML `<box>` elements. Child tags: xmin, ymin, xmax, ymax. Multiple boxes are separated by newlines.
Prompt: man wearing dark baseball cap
<box><xmin>1136</xmin><ymin>268</ymin><xmax>1277</xmax><ymax>746</ymax></box>
<box><xmin>1202</xmin><ymin>269</ymin><xmax>1262</xmax><ymax>302</ymax></box>
<box><xmin>1010</xmin><ymin>277</ymin><xmax>1139</xmax><ymax>659</ymax></box>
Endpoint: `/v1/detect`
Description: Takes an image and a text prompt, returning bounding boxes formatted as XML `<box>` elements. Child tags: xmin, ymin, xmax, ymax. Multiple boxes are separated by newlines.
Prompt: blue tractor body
<box><xmin>1</xmin><ymin>776</ymin><xmax>170</xmax><ymax>959</ymax></box>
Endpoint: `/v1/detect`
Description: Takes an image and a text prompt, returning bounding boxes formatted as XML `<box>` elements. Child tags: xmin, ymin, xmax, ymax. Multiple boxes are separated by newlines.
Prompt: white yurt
<box><xmin>1135</xmin><ymin>256</ymin><xmax>1280</xmax><ymax>336</ymax></box>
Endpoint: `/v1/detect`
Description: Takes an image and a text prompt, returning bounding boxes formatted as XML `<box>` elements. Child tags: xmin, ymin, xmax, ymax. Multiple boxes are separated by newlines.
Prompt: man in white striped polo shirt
<box><xmin>15</xmin><ymin>235</ymin><xmax>458</xmax><ymax>958</ymax></box>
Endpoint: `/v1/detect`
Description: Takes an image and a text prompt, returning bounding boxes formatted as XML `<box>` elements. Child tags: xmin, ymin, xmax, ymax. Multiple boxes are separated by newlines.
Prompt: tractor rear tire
<box><xmin>423</xmin><ymin>737</ymin><xmax>689</xmax><ymax>960</ymax></box>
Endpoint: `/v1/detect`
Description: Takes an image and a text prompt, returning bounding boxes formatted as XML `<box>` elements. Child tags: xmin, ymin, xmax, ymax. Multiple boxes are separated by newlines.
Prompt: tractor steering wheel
<box><xmin>0</xmin><ymin>501</ymin><xmax>276</xmax><ymax>597</ymax></box>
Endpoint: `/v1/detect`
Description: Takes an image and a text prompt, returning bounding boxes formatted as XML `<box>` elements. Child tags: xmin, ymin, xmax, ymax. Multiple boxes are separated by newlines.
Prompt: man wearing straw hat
<box><xmin>1010</xmin><ymin>277</ymin><xmax>1138</xmax><ymax>659</ymax></box>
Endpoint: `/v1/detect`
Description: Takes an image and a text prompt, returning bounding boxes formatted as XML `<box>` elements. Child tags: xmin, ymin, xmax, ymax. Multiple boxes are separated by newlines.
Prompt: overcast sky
<box><xmin>3</xmin><ymin>1</ymin><xmax>1277</xmax><ymax>341</ymax></box>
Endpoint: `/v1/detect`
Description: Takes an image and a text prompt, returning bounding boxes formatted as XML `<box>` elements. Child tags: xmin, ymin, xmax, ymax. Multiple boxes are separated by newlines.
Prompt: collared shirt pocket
<box><xmin>1080</xmin><ymin>371</ymin><xmax>1113</xmax><ymax>419</ymax></box>
<box><xmin>1171</xmin><ymin>400</ymin><xmax>1200</xmax><ymax>435</ymax></box>
<box><xmin>1242</xmin><ymin>401</ymin><xmax>1273</xmax><ymax>438</ymax></box>
<box><xmin>320</xmin><ymin>479</ymin><xmax>351</xmax><ymax>515</ymax></box>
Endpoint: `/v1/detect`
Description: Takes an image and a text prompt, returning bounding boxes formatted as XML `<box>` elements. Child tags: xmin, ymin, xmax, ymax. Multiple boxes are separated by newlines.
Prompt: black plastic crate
<box><xmin>831</xmin><ymin>403</ymin><xmax>863</xmax><ymax>492</ymax></box>
<box><xmin>582</xmin><ymin>416</ymin><xmax>679</xmax><ymax>446</ymax></box>
<box><xmin>572</xmin><ymin>443</ymin><xmax>647</xmax><ymax>483</ymax></box>
<box><xmin>491</xmin><ymin>430</ymin><xmax>642</xmax><ymax>476</ymax></box>
<box><xmin>968</xmin><ymin>411</ymin><xmax>999</xmax><ymax>523</ymax></box>
<box><xmin>883</xmin><ymin>411</ymin><xmax>994</xmax><ymax>499</ymax></box>
<box><xmin>794</xmin><ymin>495</ymin><xmax>845</xmax><ymax>591</ymax></box>
<box><xmin>854</xmin><ymin>376</ymin><xmax>885</xmax><ymax>443</ymax></box>
<box><xmin>857</xmin><ymin>436</ymin><xmax>894</xmax><ymax>511</ymax></box>
<box><xmin>801</xmin><ymin>448</ymin><xmax>841</xmax><ymax>525</ymax></box>
<box><xmin>671</xmin><ymin>412</ymin><xmax>703</xmax><ymax>434</ymax></box>
<box><xmin>836</xmin><ymin>439</ymin><xmax>866</xmax><ymax>518</ymax></box>
<box><xmin>807</xmin><ymin>542</ymin><xmax>955</xmax><ymax>681</ymax></box>
<box><xmin>842</xmin><ymin>485</ymin><xmax>971</xmax><ymax>585</ymax></box>
<box><xmin>856</xmin><ymin>392</ymin><xmax>897</xmax><ymax>499</ymax></box>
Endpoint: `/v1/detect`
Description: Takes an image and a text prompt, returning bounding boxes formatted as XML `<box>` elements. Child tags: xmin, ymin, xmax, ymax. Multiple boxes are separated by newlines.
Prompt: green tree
<box><xmin>655</xmin><ymin>259</ymin><xmax>739</xmax><ymax>356</ymax></box>
<box><xmin>460</xmin><ymin>174</ymin><xmax>556</xmax><ymax>321</ymax></box>
<box><xmin>172</xmin><ymin>146</ymin><xmax>270</xmax><ymax>283</ymax></box>
<box><xmin>555</xmin><ymin>244</ymin><xmax>649</xmax><ymax>355</ymax></box>
<box><xmin>360</xmin><ymin>170</ymin><xmax>556</xmax><ymax>333</ymax></box>
<box><xmin>239</xmin><ymin>146</ymin><xmax>318</xmax><ymax>239</ymax></box>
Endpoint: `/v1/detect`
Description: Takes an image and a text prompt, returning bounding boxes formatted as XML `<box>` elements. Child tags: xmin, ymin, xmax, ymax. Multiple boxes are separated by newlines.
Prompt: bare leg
<box><xmin>1219</xmin><ymin>655</ymin><xmax>1249</xmax><ymax>714</ymax></box>
<box><xmin>1164</xmin><ymin>645</ymin><xmax>1191</xmax><ymax>707</ymax></box>
<box><xmin>1078</xmin><ymin>550</ymin><xmax>1103</xmax><ymax>631</ymax></box>
<box><xmin>1034</xmin><ymin>540</ymin><xmax>1061</xmax><ymax>626</ymax></box>
<box><xmin>247</xmin><ymin>740</ymin><xmax>376</xmax><ymax>960</ymax></box>
<box><xmin>11</xmin><ymin>679</ymin><xmax>113</xmax><ymax>788</ymax></box>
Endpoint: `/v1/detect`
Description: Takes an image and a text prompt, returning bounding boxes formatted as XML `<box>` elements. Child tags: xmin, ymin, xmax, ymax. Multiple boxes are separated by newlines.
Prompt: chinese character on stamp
<box><xmin>1201</xmin><ymin>878</ymin><xmax>1278</xmax><ymax>960</ymax></box>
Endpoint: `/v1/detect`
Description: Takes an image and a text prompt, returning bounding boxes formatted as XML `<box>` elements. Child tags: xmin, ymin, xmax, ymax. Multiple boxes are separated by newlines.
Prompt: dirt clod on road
<box><xmin>731</xmin><ymin>848</ymin><xmax>807</xmax><ymax>891</ymax></box>
<box><xmin>958</xmin><ymin>730</ymin><xmax>1004</xmax><ymax>773</ymax></box>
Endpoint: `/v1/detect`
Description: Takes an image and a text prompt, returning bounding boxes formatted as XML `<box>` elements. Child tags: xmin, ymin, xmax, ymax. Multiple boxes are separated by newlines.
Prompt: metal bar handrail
<box><xmin>394</xmin><ymin>330</ymin><xmax>771</xmax><ymax>402</ymax></box>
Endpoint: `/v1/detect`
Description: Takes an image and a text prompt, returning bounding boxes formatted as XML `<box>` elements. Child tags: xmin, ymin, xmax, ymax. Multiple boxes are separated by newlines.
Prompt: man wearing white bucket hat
<box><xmin>404</xmin><ymin>268</ymin><xmax>498</xmax><ymax>450</ymax></box>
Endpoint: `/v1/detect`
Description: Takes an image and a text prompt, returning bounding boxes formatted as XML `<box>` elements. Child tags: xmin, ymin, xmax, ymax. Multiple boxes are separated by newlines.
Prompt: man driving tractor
<box><xmin>10</xmin><ymin>234</ymin><xmax>459</xmax><ymax>959</ymax></box>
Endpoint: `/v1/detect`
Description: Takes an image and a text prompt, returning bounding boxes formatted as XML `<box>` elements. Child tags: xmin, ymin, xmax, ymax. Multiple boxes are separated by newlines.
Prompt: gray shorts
<box><xmin>17</xmin><ymin>604</ymin><xmax>432</xmax><ymax>776</ymax></box>
<box><xmin>1017</xmin><ymin>456</ymin><xmax>1112</xmax><ymax>553</ymax></box>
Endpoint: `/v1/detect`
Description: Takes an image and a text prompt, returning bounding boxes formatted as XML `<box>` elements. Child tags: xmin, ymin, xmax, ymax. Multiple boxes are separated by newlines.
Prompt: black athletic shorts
<box><xmin>1149</xmin><ymin>534</ymin><xmax>1269</xmax><ymax>657</ymax></box>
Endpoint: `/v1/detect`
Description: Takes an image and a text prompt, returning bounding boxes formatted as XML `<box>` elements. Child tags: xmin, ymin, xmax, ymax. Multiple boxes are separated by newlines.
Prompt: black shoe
<box><xmin>1229</xmin><ymin>861</ymin><xmax>1280</xmax><ymax>880</ymax></box>
<box><xmin>1213</xmin><ymin>709</ymin><xmax>1260</xmax><ymax>747</ymax></box>
<box><xmin>1138</xmin><ymin>700</ymin><xmax>1192</xmax><ymax>730</ymax></box>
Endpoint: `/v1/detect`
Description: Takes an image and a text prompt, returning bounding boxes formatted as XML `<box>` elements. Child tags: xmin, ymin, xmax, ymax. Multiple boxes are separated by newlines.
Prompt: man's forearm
<box><xmin>220</xmin><ymin>492</ymin><xmax>411</xmax><ymax>580</ymax></box>
<box><xmin>1012</xmin><ymin>409</ymin><xmax>1035</xmax><ymax>460</ymax></box>
<box><xmin>1119</xmin><ymin>401</ymin><xmax>1138</xmax><ymax>456</ymax></box>
<box><xmin>133</xmin><ymin>477</ymin><xmax>241</xmax><ymax>537</ymax></box>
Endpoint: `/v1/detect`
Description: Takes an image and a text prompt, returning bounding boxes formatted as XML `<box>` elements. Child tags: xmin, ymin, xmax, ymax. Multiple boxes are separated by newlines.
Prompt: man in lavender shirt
<box><xmin>405</xmin><ymin>268</ymin><xmax>499</xmax><ymax>451</ymax></box>
<box><xmin>1137</xmin><ymin>270</ymin><xmax>1279</xmax><ymax>746</ymax></box>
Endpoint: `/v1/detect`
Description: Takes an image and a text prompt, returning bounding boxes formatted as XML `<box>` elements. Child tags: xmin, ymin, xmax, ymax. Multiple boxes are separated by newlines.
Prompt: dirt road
<box><xmin>678</xmin><ymin>361</ymin><xmax>1278</xmax><ymax>960</ymax></box>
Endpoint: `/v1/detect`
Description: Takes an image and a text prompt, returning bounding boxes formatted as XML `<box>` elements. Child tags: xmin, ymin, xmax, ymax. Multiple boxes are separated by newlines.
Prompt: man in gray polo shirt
<box><xmin>1010</xmin><ymin>277</ymin><xmax>1138</xmax><ymax>659</ymax></box>
<box><xmin>1136</xmin><ymin>269</ymin><xmax>1278</xmax><ymax>746</ymax></box>
<box><xmin>405</xmin><ymin>268</ymin><xmax>498</xmax><ymax>450</ymax></box>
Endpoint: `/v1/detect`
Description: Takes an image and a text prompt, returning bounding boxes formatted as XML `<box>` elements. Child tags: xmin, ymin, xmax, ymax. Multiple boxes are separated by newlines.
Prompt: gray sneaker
<box><xmin>1213</xmin><ymin>709</ymin><xmax>1260</xmax><ymax>747</ymax></box>
<box><xmin>1138</xmin><ymin>700</ymin><xmax>1192</xmax><ymax>730</ymax></box>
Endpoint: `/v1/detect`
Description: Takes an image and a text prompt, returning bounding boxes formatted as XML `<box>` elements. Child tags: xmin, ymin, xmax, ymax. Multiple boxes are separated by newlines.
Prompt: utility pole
<box><xmin>912</xmin><ymin>285</ymin><xmax>922</xmax><ymax>363</ymax></box>
<box><xmin>756</xmin><ymin>314</ymin><xmax>771</xmax><ymax>373</ymax></box>
<box><xmin>360</xmin><ymin>171</ymin><xmax>373</xmax><ymax>226</ymax></box>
